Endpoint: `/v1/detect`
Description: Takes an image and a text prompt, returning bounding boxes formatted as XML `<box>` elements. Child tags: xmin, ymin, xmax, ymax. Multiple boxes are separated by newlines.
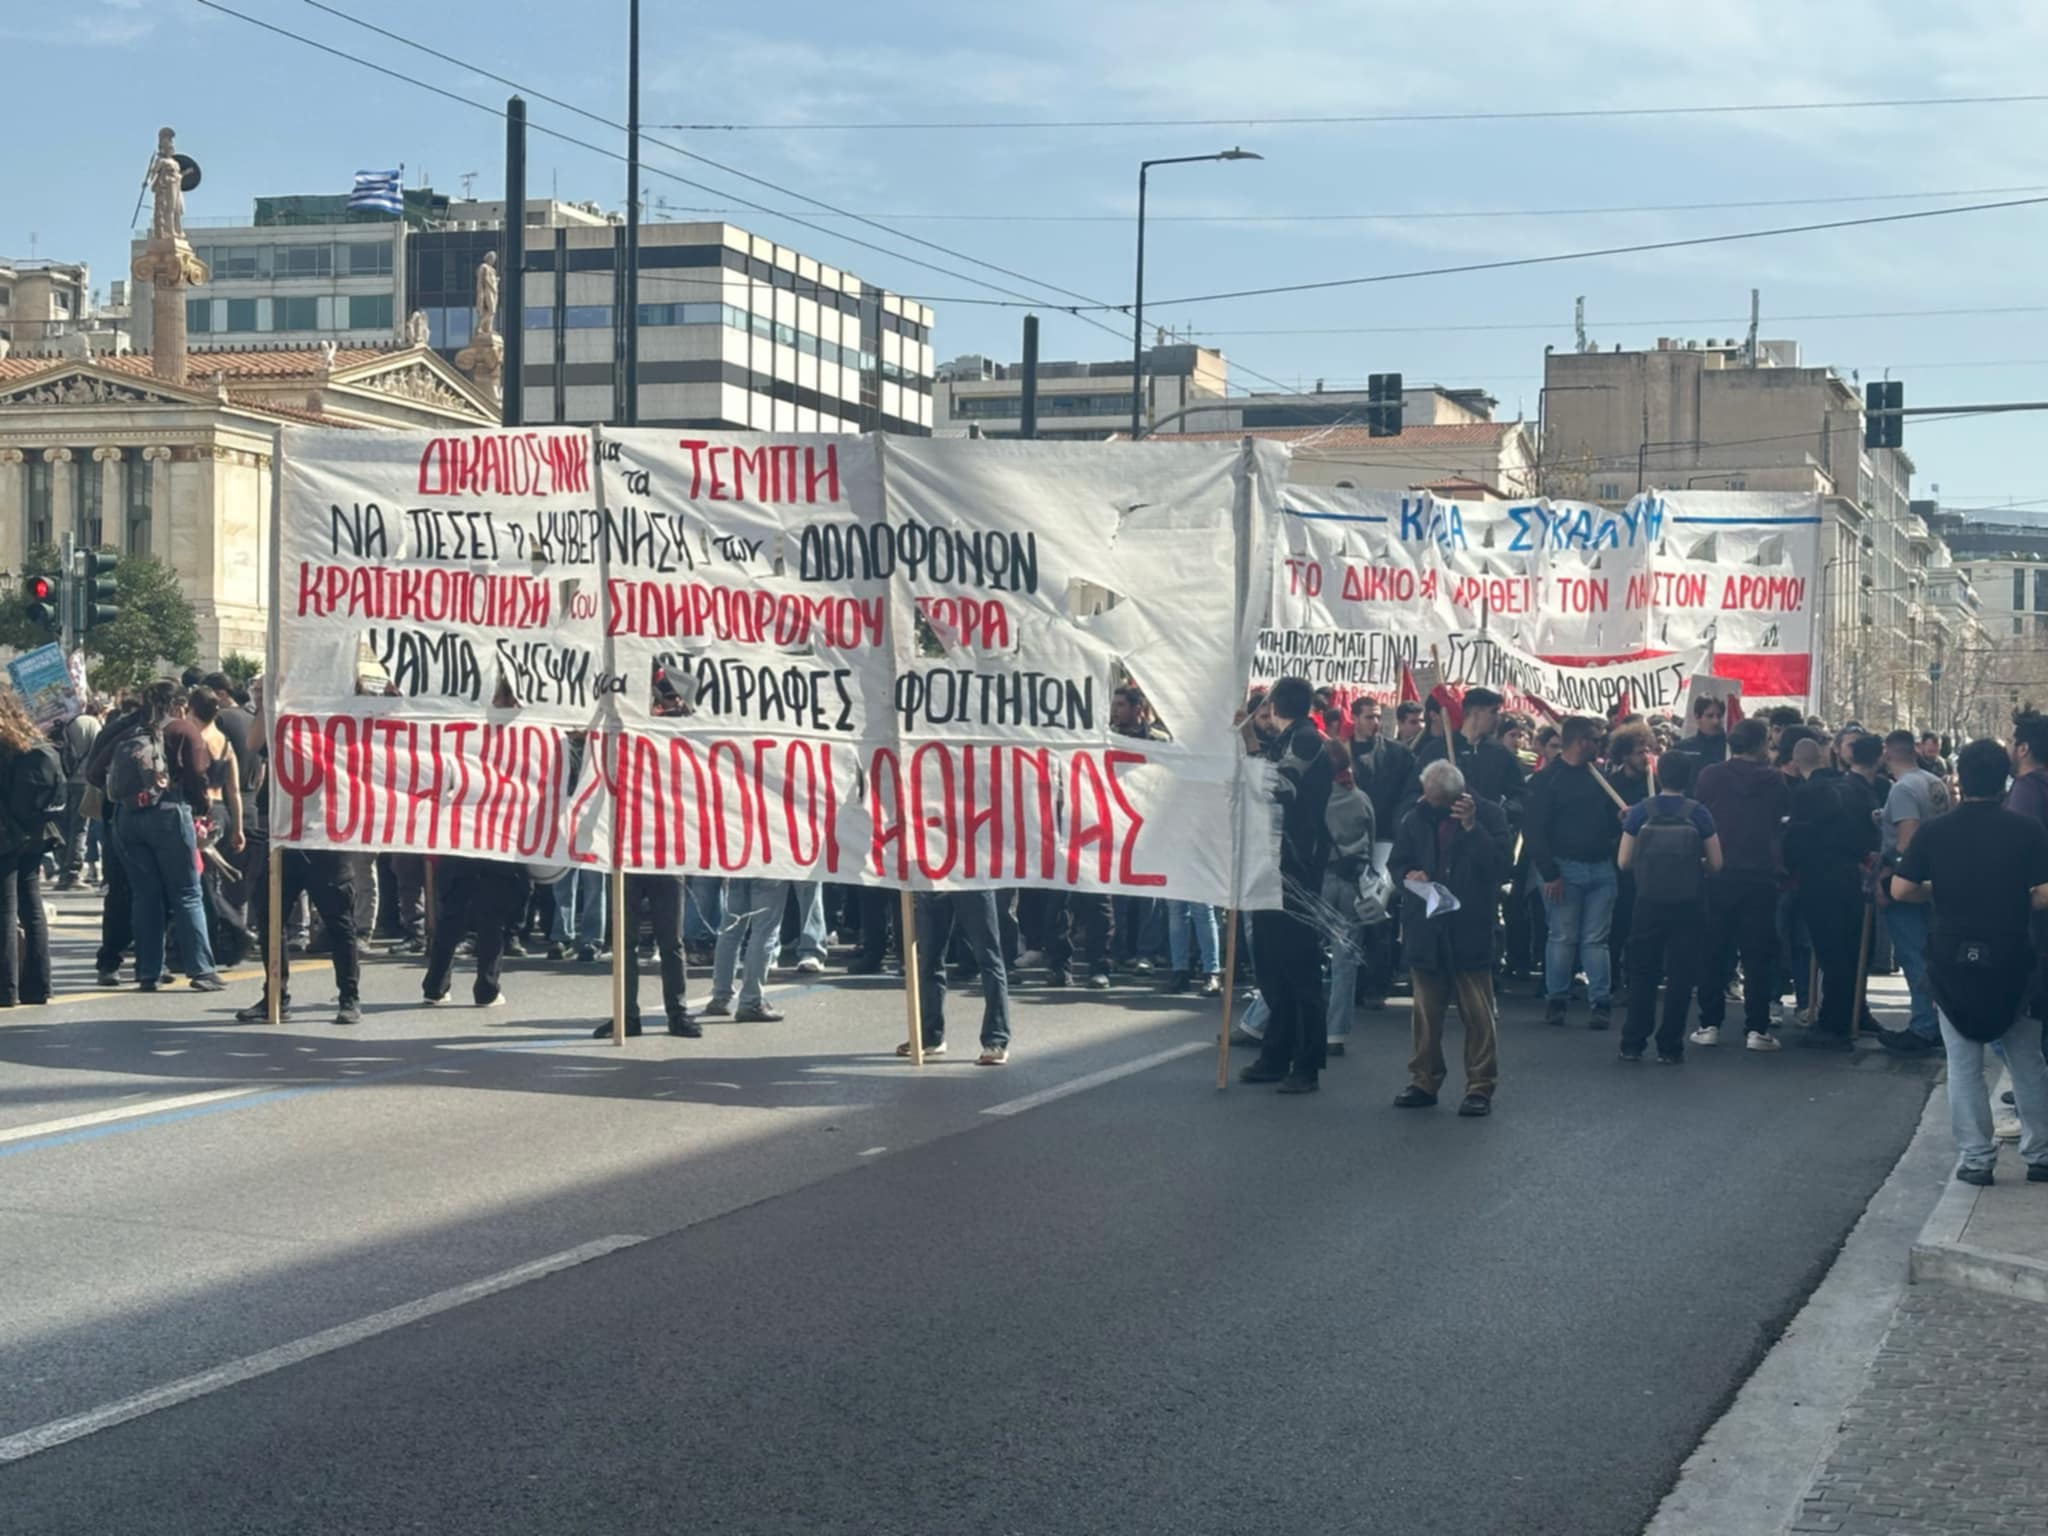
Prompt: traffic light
<box><xmin>1368</xmin><ymin>372</ymin><xmax>1404</xmax><ymax>437</ymax></box>
<box><xmin>1864</xmin><ymin>379</ymin><xmax>1903</xmax><ymax>450</ymax></box>
<box><xmin>23</xmin><ymin>576</ymin><xmax>58</xmax><ymax>633</ymax></box>
<box><xmin>80</xmin><ymin>549</ymin><xmax>119</xmax><ymax>633</ymax></box>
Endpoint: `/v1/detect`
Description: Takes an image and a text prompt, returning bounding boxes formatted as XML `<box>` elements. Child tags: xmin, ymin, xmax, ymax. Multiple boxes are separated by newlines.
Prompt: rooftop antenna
<box><xmin>1746</xmin><ymin>287</ymin><xmax>1761</xmax><ymax>366</ymax></box>
<box><xmin>1574</xmin><ymin>295</ymin><xmax>1588</xmax><ymax>354</ymax></box>
<box><xmin>459</xmin><ymin>170</ymin><xmax>478</xmax><ymax>200</ymax></box>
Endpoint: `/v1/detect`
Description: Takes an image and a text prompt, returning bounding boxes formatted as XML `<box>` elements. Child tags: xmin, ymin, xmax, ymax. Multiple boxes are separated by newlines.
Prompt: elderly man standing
<box><xmin>1390</xmin><ymin>760</ymin><xmax>1512</xmax><ymax>1117</ymax></box>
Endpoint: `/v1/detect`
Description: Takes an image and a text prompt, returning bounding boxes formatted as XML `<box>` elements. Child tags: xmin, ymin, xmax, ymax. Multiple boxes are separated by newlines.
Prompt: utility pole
<box><xmin>1020</xmin><ymin>314</ymin><xmax>1040</xmax><ymax>441</ymax></box>
<box><xmin>622</xmin><ymin>0</ymin><xmax>641</xmax><ymax>427</ymax></box>
<box><xmin>503</xmin><ymin>97</ymin><xmax>527</xmax><ymax>428</ymax></box>
<box><xmin>58</xmin><ymin>530</ymin><xmax>76</xmax><ymax>657</ymax></box>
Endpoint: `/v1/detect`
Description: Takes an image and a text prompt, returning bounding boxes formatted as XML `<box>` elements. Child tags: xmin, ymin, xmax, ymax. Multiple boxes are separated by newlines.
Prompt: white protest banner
<box><xmin>1436</xmin><ymin>630</ymin><xmax>1708</xmax><ymax>719</ymax></box>
<box><xmin>269</xmin><ymin>425</ymin><xmax>614</xmax><ymax>868</ymax></box>
<box><xmin>1260</xmin><ymin>484</ymin><xmax>1820</xmax><ymax>709</ymax></box>
<box><xmin>269</xmin><ymin>427</ymin><xmax>1285</xmax><ymax>909</ymax></box>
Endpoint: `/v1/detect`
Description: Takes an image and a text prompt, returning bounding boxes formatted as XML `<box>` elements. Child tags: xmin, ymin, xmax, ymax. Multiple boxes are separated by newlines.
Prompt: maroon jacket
<box><xmin>1694</xmin><ymin>754</ymin><xmax>1789</xmax><ymax>877</ymax></box>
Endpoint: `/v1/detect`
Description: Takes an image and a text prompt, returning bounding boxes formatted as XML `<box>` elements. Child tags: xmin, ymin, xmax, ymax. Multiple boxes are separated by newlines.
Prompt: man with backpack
<box><xmin>1690</xmin><ymin>717</ymin><xmax>1788</xmax><ymax>1051</ymax></box>
<box><xmin>1891</xmin><ymin>738</ymin><xmax>2048</xmax><ymax>1186</ymax></box>
<box><xmin>1616</xmin><ymin>751</ymin><xmax>1722</xmax><ymax>1063</ymax></box>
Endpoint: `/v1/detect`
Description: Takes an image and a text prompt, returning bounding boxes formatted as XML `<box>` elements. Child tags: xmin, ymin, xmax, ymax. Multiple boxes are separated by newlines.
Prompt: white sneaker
<box><xmin>1688</xmin><ymin>1025</ymin><xmax>1721</xmax><ymax>1048</ymax></box>
<box><xmin>1745</xmin><ymin>1031</ymin><xmax>1781</xmax><ymax>1052</ymax></box>
<box><xmin>795</xmin><ymin>956</ymin><xmax>825</xmax><ymax>974</ymax></box>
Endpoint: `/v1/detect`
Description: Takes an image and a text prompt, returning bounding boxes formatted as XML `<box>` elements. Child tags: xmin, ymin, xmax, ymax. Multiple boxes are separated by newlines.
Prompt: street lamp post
<box><xmin>1132</xmin><ymin>148</ymin><xmax>1261</xmax><ymax>440</ymax></box>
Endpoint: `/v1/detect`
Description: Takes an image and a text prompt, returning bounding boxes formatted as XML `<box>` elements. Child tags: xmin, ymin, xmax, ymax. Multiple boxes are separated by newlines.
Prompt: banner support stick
<box><xmin>1215</xmin><ymin>912</ymin><xmax>1239</xmax><ymax>1089</ymax></box>
<box><xmin>1806</xmin><ymin>953</ymin><xmax>1821</xmax><ymax>1027</ymax></box>
<box><xmin>264</xmin><ymin>844</ymin><xmax>283</xmax><ymax>1026</ymax></box>
<box><xmin>1850</xmin><ymin>896</ymin><xmax>1874</xmax><ymax>1042</ymax></box>
<box><xmin>610</xmin><ymin>866</ymin><xmax>628</xmax><ymax>1047</ymax></box>
<box><xmin>899</xmin><ymin>889</ymin><xmax>924</xmax><ymax>1066</ymax></box>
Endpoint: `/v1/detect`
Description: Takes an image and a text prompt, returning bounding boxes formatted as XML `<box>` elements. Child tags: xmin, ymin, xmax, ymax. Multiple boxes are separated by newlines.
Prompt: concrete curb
<box><xmin>1908</xmin><ymin>1069</ymin><xmax>2048</xmax><ymax>1306</ymax></box>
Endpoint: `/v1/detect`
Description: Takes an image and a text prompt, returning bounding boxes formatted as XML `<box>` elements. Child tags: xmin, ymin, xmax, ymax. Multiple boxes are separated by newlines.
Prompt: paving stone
<box><xmin>1795</xmin><ymin>1286</ymin><xmax>2048</xmax><ymax>1533</ymax></box>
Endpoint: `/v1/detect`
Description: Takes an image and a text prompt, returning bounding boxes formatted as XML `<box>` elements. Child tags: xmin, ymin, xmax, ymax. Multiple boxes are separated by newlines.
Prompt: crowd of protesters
<box><xmin>13</xmin><ymin>664</ymin><xmax>2048</xmax><ymax>1186</ymax></box>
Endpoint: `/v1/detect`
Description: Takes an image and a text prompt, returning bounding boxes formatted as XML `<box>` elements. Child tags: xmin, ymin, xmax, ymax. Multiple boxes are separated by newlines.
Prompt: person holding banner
<box><xmin>1239</xmin><ymin>678</ymin><xmax>1338</xmax><ymax>1095</ymax></box>
<box><xmin>1524</xmin><ymin>717</ymin><xmax>1622</xmax><ymax>1030</ymax></box>
<box><xmin>423</xmin><ymin>856</ymin><xmax>529</xmax><ymax>1010</ymax></box>
<box><xmin>591</xmin><ymin>873</ymin><xmax>699</xmax><ymax>1039</ymax></box>
<box><xmin>1413</xmin><ymin>687</ymin><xmax>1526</xmax><ymax>818</ymax></box>
<box><xmin>900</xmin><ymin>891</ymin><xmax>1011</xmax><ymax>1065</ymax></box>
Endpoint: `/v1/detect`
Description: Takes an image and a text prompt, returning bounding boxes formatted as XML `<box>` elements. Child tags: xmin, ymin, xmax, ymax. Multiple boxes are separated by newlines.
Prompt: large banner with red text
<box><xmin>1256</xmin><ymin>485</ymin><xmax>1822</xmax><ymax>710</ymax></box>
<box><xmin>268</xmin><ymin>427</ymin><xmax>1285</xmax><ymax>908</ymax></box>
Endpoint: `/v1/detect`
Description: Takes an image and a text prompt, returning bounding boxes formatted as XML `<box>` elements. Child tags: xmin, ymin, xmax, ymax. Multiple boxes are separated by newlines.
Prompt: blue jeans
<box><xmin>711</xmin><ymin>877</ymin><xmax>787</xmax><ymax>1009</ymax></box>
<box><xmin>684</xmin><ymin>879</ymin><xmax>723</xmax><ymax>944</ymax></box>
<box><xmin>1544</xmin><ymin>857</ymin><xmax>1616</xmax><ymax>1005</ymax></box>
<box><xmin>118</xmin><ymin>801</ymin><xmax>216</xmax><ymax>983</ymax></box>
<box><xmin>549</xmin><ymin>869</ymin><xmax>607</xmax><ymax>949</ymax></box>
<box><xmin>1881</xmin><ymin>902</ymin><xmax>1939</xmax><ymax>1042</ymax></box>
<box><xmin>1166</xmin><ymin>900</ymin><xmax>1221</xmax><ymax>977</ymax></box>
<box><xmin>1942</xmin><ymin>1008</ymin><xmax>2048</xmax><ymax>1172</ymax></box>
<box><xmin>790</xmin><ymin>879</ymin><xmax>828</xmax><ymax>962</ymax></box>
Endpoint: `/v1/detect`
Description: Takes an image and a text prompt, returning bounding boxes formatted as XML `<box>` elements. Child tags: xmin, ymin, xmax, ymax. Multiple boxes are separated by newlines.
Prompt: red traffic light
<box><xmin>26</xmin><ymin>576</ymin><xmax>52</xmax><ymax>602</ymax></box>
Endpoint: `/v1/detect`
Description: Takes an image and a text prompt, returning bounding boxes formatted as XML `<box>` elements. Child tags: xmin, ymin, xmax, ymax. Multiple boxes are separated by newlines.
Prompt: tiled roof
<box><xmin>1152</xmin><ymin>422</ymin><xmax>1522</xmax><ymax>449</ymax></box>
<box><xmin>0</xmin><ymin>346</ymin><xmax>403</xmax><ymax>385</ymax></box>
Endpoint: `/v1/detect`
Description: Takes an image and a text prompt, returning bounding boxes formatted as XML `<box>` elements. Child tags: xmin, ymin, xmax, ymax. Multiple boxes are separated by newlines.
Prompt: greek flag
<box><xmin>348</xmin><ymin>169</ymin><xmax>404</xmax><ymax>217</ymax></box>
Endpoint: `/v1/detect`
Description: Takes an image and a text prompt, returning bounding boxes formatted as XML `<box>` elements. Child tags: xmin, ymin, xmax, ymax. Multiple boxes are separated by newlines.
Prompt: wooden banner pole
<box><xmin>264</xmin><ymin>844</ymin><xmax>283</xmax><ymax>1026</ymax></box>
<box><xmin>899</xmin><ymin>888</ymin><xmax>925</xmax><ymax>1066</ymax></box>
<box><xmin>1806</xmin><ymin>952</ymin><xmax>1821</xmax><ymax>1027</ymax></box>
<box><xmin>1215</xmin><ymin>910</ymin><xmax>1239</xmax><ymax>1089</ymax></box>
<box><xmin>610</xmin><ymin>866</ymin><xmax>628</xmax><ymax>1046</ymax></box>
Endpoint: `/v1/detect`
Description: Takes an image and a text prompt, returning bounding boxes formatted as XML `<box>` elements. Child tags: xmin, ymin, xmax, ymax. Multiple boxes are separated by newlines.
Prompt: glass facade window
<box><xmin>2017</xmin><ymin>569</ymin><xmax>2028</xmax><ymax>612</ymax></box>
<box><xmin>348</xmin><ymin>293</ymin><xmax>393</xmax><ymax>330</ymax></box>
<box><xmin>524</xmin><ymin>307</ymin><xmax>555</xmax><ymax>330</ymax></box>
<box><xmin>226</xmin><ymin>297</ymin><xmax>258</xmax><ymax>332</ymax></box>
<box><xmin>346</xmin><ymin>241</ymin><xmax>393</xmax><ymax>276</ymax></box>
<box><xmin>563</xmin><ymin>305</ymin><xmax>613</xmax><ymax>328</ymax></box>
<box><xmin>187</xmin><ymin>298</ymin><xmax>212</xmax><ymax>333</ymax></box>
<box><xmin>275</xmin><ymin>244</ymin><xmax>333</xmax><ymax>278</ymax></box>
<box><xmin>212</xmin><ymin>245</ymin><xmax>270</xmax><ymax>280</ymax></box>
<box><xmin>277</xmin><ymin>296</ymin><xmax>320</xmax><ymax>331</ymax></box>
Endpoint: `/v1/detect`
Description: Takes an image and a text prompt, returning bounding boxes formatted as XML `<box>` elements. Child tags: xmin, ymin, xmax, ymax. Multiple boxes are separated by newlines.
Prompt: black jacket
<box><xmin>0</xmin><ymin>741</ymin><xmax>62</xmax><ymax>857</ymax></box>
<box><xmin>1267</xmin><ymin>719</ymin><xmax>1335</xmax><ymax>915</ymax></box>
<box><xmin>1677</xmin><ymin>731</ymin><xmax>1730</xmax><ymax>765</ymax></box>
<box><xmin>1348</xmin><ymin>734</ymin><xmax>1418</xmax><ymax>838</ymax></box>
<box><xmin>1390</xmin><ymin>795</ymin><xmax>1511</xmax><ymax>973</ymax></box>
<box><xmin>1786</xmin><ymin>771</ymin><xmax>1879</xmax><ymax>879</ymax></box>
<box><xmin>1414</xmin><ymin>730</ymin><xmax>1527</xmax><ymax>825</ymax></box>
<box><xmin>1522</xmin><ymin>759</ymin><xmax>1622</xmax><ymax>880</ymax></box>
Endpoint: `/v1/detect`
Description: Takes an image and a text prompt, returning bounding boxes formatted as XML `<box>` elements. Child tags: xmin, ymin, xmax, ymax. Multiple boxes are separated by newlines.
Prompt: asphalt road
<box><xmin>0</xmin><ymin>889</ymin><xmax>1936</xmax><ymax>1534</ymax></box>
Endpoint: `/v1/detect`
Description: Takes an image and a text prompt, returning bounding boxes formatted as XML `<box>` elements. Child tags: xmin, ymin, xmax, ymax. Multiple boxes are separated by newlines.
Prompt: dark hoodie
<box><xmin>1693</xmin><ymin>753</ymin><xmax>1789</xmax><ymax>876</ymax></box>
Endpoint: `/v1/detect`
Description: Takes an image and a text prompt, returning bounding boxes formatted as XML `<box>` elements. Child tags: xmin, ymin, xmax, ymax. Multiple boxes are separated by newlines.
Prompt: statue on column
<box><xmin>149</xmin><ymin>127</ymin><xmax>185</xmax><ymax>242</ymax></box>
<box><xmin>455</xmin><ymin>251</ymin><xmax>505</xmax><ymax>407</ymax></box>
<box><xmin>474</xmin><ymin>252</ymin><xmax>499</xmax><ymax>339</ymax></box>
<box><xmin>405</xmin><ymin>309</ymin><xmax>430</xmax><ymax>347</ymax></box>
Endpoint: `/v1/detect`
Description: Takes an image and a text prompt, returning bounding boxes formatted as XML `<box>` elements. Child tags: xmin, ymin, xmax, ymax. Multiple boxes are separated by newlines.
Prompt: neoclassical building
<box><xmin>0</xmin><ymin>343</ymin><xmax>497</xmax><ymax>661</ymax></box>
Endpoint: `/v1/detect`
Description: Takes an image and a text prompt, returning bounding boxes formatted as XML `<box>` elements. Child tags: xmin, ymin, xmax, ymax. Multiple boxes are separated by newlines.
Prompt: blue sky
<box><xmin>10</xmin><ymin>0</ymin><xmax>2048</xmax><ymax>508</ymax></box>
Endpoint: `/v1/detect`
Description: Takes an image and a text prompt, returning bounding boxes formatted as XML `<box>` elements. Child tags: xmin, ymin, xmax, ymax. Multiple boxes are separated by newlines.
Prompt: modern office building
<box><xmin>935</xmin><ymin>345</ymin><xmax>1227</xmax><ymax>440</ymax></box>
<box><xmin>136</xmin><ymin>195</ymin><xmax>934</xmax><ymax>433</ymax></box>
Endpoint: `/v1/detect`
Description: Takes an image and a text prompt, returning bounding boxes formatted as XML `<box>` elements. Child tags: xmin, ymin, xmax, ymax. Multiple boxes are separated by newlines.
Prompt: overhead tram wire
<box><xmin>653</xmin><ymin>92</ymin><xmax>2048</xmax><ymax>133</ymax></box>
<box><xmin>898</xmin><ymin>194</ymin><xmax>2048</xmax><ymax>312</ymax></box>
<box><xmin>280</xmin><ymin>0</ymin><xmax>1318</xmax><ymax>405</ymax></box>
<box><xmin>201</xmin><ymin>1</ymin><xmax>1132</xmax><ymax>347</ymax></box>
<box><xmin>251</xmin><ymin>2</ymin><xmax>1341</xmax><ymax>414</ymax></box>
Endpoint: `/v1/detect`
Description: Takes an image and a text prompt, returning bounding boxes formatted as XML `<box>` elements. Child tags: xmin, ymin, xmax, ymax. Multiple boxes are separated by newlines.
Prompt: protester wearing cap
<box><xmin>1891</xmin><ymin>738</ymin><xmax>2048</xmax><ymax>1187</ymax></box>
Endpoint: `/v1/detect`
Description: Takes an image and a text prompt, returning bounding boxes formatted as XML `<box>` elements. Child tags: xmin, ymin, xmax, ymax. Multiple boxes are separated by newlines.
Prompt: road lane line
<box><xmin>979</xmin><ymin>1041</ymin><xmax>1208</xmax><ymax>1117</ymax></box>
<box><xmin>0</xmin><ymin>1234</ymin><xmax>649</xmax><ymax>1465</ymax></box>
<box><xmin>0</xmin><ymin>1087</ymin><xmax>266</xmax><ymax>1146</ymax></box>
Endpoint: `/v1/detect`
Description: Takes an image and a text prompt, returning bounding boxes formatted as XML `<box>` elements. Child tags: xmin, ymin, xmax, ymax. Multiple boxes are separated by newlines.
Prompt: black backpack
<box><xmin>1634</xmin><ymin>797</ymin><xmax>1706</xmax><ymax>905</ymax></box>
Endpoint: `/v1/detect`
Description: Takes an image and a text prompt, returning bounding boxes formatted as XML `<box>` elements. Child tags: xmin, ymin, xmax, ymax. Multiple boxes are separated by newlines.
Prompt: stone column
<box><xmin>42</xmin><ymin>449</ymin><xmax>73</xmax><ymax>553</ymax></box>
<box><xmin>0</xmin><ymin>449</ymin><xmax>25</xmax><ymax>567</ymax></box>
<box><xmin>92</xmin><ymin>446</ymin><xmax>123</xmax><ymax>552</ymax></box>
<box><xmin>143</xmin><ymin>445</ymin><xmax>174</xmax><ymax>564</ymax></box>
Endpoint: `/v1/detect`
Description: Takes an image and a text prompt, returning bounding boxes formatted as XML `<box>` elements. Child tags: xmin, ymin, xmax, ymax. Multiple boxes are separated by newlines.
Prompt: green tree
<box><xmin>0</xmin><ymin>545</ymin><xmax>199</xmax><ymax>695</ymax></box>
<box><xmin>221</xmin><ymin>652</ymin><xmax>262</xmax><ymax>690</ymax></box>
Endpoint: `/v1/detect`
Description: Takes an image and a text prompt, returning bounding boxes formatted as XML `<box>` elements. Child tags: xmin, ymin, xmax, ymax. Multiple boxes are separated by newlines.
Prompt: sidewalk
<box><xmin>1789</xmin><ymin>985</ymin><xmax>2048</xmax><ymax>1536</ymax></box>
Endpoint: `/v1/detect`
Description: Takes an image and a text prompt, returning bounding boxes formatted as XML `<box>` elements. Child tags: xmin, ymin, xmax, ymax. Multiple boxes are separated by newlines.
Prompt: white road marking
<box><xmin>0</xmin><ymin>1087</ymin><xmax>265</xmax><ymax>1146</ymax></box>
<box><xmin>858</xmin><ymin>1146</ymin><xmax>888</xmax><ymax>1156</ymax></box>
<box><xmin>0</xmin><ymin>1234</ymin><xmax>648</xmax><ymax>1465</ymax></box>
<box><xmin>980</xmin><ymin>1041</ymin><xmax>1208</xmax><ymax>1118</ymax></box>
